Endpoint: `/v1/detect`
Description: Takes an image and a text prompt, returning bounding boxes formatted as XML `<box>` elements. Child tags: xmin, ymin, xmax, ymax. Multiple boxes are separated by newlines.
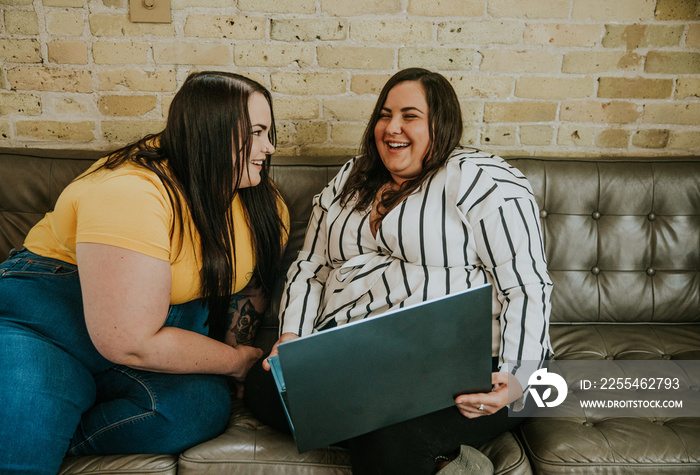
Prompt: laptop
<box><xmin>268</xmin><ymin>283</ymin><xmax>493</xmax><ymax>453</ymax></box>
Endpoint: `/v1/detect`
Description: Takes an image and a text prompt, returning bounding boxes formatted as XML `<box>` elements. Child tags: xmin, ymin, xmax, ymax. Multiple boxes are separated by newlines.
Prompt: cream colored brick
<box><xmin>271</xmin><ymin>19</ymin><xmax>346</xmax><ymax>41</ymax></box>
<box><xmin>7</xmin><ymin>66</ymin><xmax>92</xmax><ymax>93</ymax></box>
<box><xmin>484</xmin><ymin>102</ymin><xmax>558</xmax><ymax>123</ymax></box>
<box><xmin>524</xmin><ymin>24</ymin><xmax>602</xmax><ymax>47</ymax></box>
<box><xmin>98</xmin><ymin>69</ymin><xmax>178</xmax><ymax>92</ymax></box>
<box><xmin>520</xmin><ymin>125</ymin><xmax>554</xmax><ymax>146</ymax></box>
<box><xmin>153</xmin><ymin>43</ymin><xmax>230</xmax><ymax>65</ymax></box>
<box><xmin>438</xmin><ymin>21</ymin><xmax>521</xmax><ymax>45</ymax></box>
<box><xmin>318</xmin><ymin>46</ymin><xmax>394</xmax><ymax>70</ymax></box>
<box><xmin>274</xmin><ymin>122</ymin><xmax>293</xmax><ymax>144</ymax></box>
<box><xmin>0</xmin><ymin>39</ymin><xmax>41</xmax><ymax>63</ymax></box>
<box><xmin>459</xmin><ymin>101</ymin><xmax>481</xmax><ymax>123</ymax></box>
<box><xmin>399</xmin><ymin>47</ymin><xmax>477</xmax><ymax>71</ymax></box>
<box><xmin>516</xmin><ymin>77</ymin><xmax>594</xmax><ymax>99</ymax></box>
<box><xmin>643</xmin><ymin>103</ymin><xmax>700</xmax><ymax>125</ymax></box>
<box><xmin>572</xmin><ymin>0</ymin><xmax>656</xmax><ymax>22</ymax></box>
<box><xmin>669</xmin><ymin>130</ymin><xmax>700</xmax><ymax>149</ymax></box>
<box><xmin>299</xmin><ymin>145</ymin><xmax>358</xmax><ymax>157</ymax></box>
<box><xmin>557</xmin><ymin>125</ymin><xmax>596</xmax><ymax>146</ymax></box>
<box><xmin>90</xmin><ymin>14</ymin><xmax>173</xmax><ymax>37</ymax></box>
<box><xmin>238</xmin><ymin>0</ymin><xmax>315</xmax><ymax>14</ymax></box>
<box><xmin>645</xmin><ymin>52</ymin><xmax>700</xmax><ymax>74</ymax></box>
<box><xmin>102</xmin><ymin>120</ymin><xmax>166</xmax><ymax>143</ymax></box>
<box><xmin>676</xmin><ymin>78</ymin><xmax>700</xmax><ymax>99</ymax></box>
<box><xmin>460</xmin><ymin>127</ymin><xmax>478</xmax><ymax>146</ymax></box>
<box><xmin>483</xmin><ymin>125</ymin><xmax>517</xmax><ymax>146</ymax></box>
<box><xmin>331</xmin><ymin>123</ymin><xmax>365</xmax><ymax>145</ymax></box>
<box><xmin>323</xmin><ymin>98</ymin><xmax>375</xmax><ymax>121</ymax></box>
<box><xmin>0</xmin><ymin>120</ymin><xmax>10</xmax><ymax>141</ymax></box>
<box><xmin>562</xmin><ymin>51</ymin><xmax>643</xmax><ymax>73</ymax></box>
<box><xmin>17</xmin><ymin>120</ymin><xmax>94</xmax><ymax>141</ymax></box>
<box><xmin>323</xmin><ymin>0</ymin><xmax>401</xmax><ymax>15</ymax></box>
<box><xmin>0</xmin><ymin>92</ymin><xmax>41</xmax><ymax>115</ymax></box>
<box><xmin>350</xmin><ymin>20</ymin><xmax>433</xmax><ymax>44</ymax></box>
<box><xmin>55</xmin><ymin>97</ymin><xmax>91</xmax><ymax>114</ymax></box>
<box><xmin>98</xmin><ymin>94</ymin><xmax>157</xmax><ymax>116</ymax></box>
<box><xmin>235</xmin><ymin>44</ymin><xmax>315</xmax><ymax>68</ymax></box>
<box><xmin>273</xmin><ymin>98</ymin><xmax>319</xmax><ymax>120</ymax></box>
<box><xmin>103</xmin><ymin>0</ymin><xmax>126</xmax><ymax>7</ymax></box>
<box><xmin>632</xmin><ymin>129</ymin><xmax>670</xmax><ymax>148</ymax></box>
<box><xmin>449</xmin><ymin>75</ymin><xmax>513</xmax><ymax>99</ymax></box>
<box><xmin>161</xmin><ymin>95</ymin><xmax>174</xmax><ymax>118</ymax></box>
<box><xmin>560</xmin><ymin>100</ymin><xmax>641</xmax><ymax>124</ymax></box>
<box><xmin>296</xmin><ymin>122</ymin><xmax>328</xmax><ymax>144</ymax></box>
<box><xmin>595</xmin><ymin>128</ymin><xmax>630</xmax><ymax>148</ymax></box>
<box><xmin>480</xmin><ymin>50</ymin><xmax>560</xmax><ymax>73</ymax></box>
<box><xmin>43</xmin><ymin>0</ymin><xmax>83</xmax><ymax>7</ymax></box>
<box><xmin>408</xmin><ymin>0</ymin><xmax>483</xmax><ymax>17</ymax></box>
<box><xmin>172</xmin><ymin>0</ymin><xmax>230</xmax><ymax>7</ymax></box>
<box><xmin>184</xmin><ymin>15</ymin><xmax>265</xmax><ymax>40</ymax></box>
<box><xmin>603</xmin><ymin>24</ymin><xmax>684</xmax><ymax>48</ymax></box>
<box><xmin>598</xmin><ymin>77</ymin><xmax>673</xmax><ymax>99</ymax></box>
<box><xmin>350</xmin><ymin>74</ymin><xmax>392</xmax><ymax>95</ymax></box>
<box><xmin>488</xmin><ymin>0</ymin><xmax>570</xmax><ymax>19</ymax></box>
<box><xmin>47</xmin><ymin>11</ymin><xmax>85</xmax><ymax>36</ymax></box>
<box><xmin>93</xmin><ymin>42</ymin><xmax>148</xmax><ymax>65</ymax></box>
<box><xmin>5</xmin><ymin>10</ymin><xmax>39</xmax><ymax>35</ymax></box>
<box><xmin>2</xmin><ymin>0</ymin><xmax>32</xmax><ymax>5</ymax></box>
<box><xmin>654</xmin><ymin>0</ymin><xmax>700</xmax><ymax>21</ymax></box>
<box><xmin>687</xmin><ymin>24</ymin><xmax>700</xmax><ymax>47</ymax></box>
<box><xmin>47</xmin><ymin>40</ymin><xmax>88</xmax><ymax>64</ymax></box>
<box><xmin>271</xmin><ymin>72</ymin><xmax>347</xmax><ymax>95</ymax></box>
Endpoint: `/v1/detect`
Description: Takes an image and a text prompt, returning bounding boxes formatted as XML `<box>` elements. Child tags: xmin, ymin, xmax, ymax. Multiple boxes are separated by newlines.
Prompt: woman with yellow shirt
<box><xmin>0</xmin><ymin>71</ymin><xmax>288</xmax><ymax>474</ymax></box>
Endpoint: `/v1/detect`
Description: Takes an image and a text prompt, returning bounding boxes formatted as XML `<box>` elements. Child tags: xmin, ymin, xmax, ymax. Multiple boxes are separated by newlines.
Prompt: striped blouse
<box><xmin>279</xmin><ymin>148</ymin><xmax>552</xmax><ymax>389</ymax></box>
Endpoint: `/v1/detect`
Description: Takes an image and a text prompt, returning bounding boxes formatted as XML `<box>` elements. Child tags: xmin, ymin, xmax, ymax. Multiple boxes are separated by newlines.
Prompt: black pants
<box><xmin>244</xmin><ymin>357</ymin><xmax>523</xmax><ymax>475</ymax></box>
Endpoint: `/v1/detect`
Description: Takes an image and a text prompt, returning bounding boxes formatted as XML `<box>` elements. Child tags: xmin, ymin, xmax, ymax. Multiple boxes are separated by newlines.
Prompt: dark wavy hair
<box><xmin>91</xmin><ymin>71</ymin><xmax>285</xmax><ymax>333</ymax></box>
<box><xmin>338</xmin><ymin>68</ymin><xmax>463</xmax><ymax>214</ymax></box>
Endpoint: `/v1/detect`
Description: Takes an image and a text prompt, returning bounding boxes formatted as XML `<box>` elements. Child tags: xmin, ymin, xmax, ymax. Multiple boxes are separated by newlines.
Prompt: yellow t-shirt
<box><xmin>24</xmin><ymin>158</ymin><xmax>288</xmax><ymax>304</ymax></box>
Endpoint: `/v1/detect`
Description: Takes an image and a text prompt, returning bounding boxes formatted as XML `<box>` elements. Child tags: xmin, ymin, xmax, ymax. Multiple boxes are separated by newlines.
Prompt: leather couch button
<box><xmin>605</xmin><ymin>355</ymin><xmax>614</xmax><ymax>360</ymax></box>
<box><xmin>646</xmin><ymin>268</ymin><xmax>656</xmax><ymax>276</ymax></box>
<box><xmin>583</xmin><ymin>422</ymin><xmax>594</xmax><ymax>427</ymax></box>
<box><xmin>648</xmin><ymin>213</ymin><xmax>656</xmax><ymax>221</ymax></box>
<box><xmin>591</xmin><ymin>267</ymin><xmax>601</xmax><ymax>275</ymax></box>
<box><xmin>540</xmin><ymin>209</ymin><xmax>548</xmax><ymax>218</ymax></box>
<box><xmin>662</xmin><ymin>354</ymin><xmax>672</xmax><ymax>360</ymax></box>
<box><xmin>592</xmin><ymin>211</ymin><xmax>601</xmax><ymax>220</ymax></box>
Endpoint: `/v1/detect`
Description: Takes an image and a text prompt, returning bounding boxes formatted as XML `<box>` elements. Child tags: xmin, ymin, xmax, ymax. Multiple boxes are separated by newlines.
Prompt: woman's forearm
<box><xmin>115</xmin><ymin>325</ymin><xmax>259</xmax><ymax>378</ymax></box>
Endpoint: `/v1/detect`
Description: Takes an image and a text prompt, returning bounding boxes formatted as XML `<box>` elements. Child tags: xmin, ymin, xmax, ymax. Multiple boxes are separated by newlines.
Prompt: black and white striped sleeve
<box><xmin>457</xmin><ymin>158</ymin><xmax>552</xmax><ymax>393</ymax></box>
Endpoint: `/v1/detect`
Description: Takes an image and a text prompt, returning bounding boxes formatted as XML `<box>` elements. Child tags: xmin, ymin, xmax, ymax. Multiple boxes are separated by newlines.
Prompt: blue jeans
<box><xmin>0</xmin><ymin>250</ymin><xmax>231</xmax><ymax>474</ymax></box>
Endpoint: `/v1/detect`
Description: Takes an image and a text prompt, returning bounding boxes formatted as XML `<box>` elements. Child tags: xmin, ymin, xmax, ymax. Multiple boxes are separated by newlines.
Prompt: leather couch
<box><xmin>1</xmin><ymin>147</ymin><xmax>698</xmax><ymax>475</ymax></box>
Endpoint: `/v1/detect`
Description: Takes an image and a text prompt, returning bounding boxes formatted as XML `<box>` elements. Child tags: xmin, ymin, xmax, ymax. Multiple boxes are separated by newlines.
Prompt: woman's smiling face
<box><xmin>373</xmin><ymin>81</ymin><xmax>431</xmax><ymax>186</ymax></box>
<box><xmin>238</xmin><ymin>91</ymin><xmax>274</xmax><ymax>189</ymax></box>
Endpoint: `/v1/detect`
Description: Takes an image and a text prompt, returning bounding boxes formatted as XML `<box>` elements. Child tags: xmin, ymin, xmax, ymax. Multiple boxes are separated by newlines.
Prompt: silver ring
<box><xmin>478</xmin><ymin>404</ymin><xmax>484</xmax><ymax>411</ymax></box>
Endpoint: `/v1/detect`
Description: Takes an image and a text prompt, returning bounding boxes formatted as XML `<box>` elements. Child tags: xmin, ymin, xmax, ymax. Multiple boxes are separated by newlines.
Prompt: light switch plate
<box><xmin>130</xmin><ymin>0</ymin><xmax>171</xmax><ymax>23</ymax></box>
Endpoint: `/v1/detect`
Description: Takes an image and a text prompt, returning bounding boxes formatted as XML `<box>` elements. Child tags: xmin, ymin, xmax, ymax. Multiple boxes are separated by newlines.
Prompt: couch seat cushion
<box><xmin>59</xmin><ymin>454</ymin><xmax>177</xmax><ymax>474</ymax></box>
<box><xmin>520</xmin><ymin>416</ymin><xmax>700</xmax><ymax>474</ymax></box>
<box><xmin>178</xmin><ymin>400</ymin><xmax>531</xmax><ymax>475</ymax></box>
<box><xmin>177</xmin><ymin>399</ymin><xmax>351</xmax><ymax>475</ymax></box>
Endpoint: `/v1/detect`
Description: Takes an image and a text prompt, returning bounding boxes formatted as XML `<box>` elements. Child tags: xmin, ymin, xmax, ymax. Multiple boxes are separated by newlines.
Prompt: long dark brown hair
<box><xmin>338</xmin><ymin>68</ymin><xmax>463</xmax><ymax>214</ymax></box>
<box><xmin>90</xmin><ymin>71</ymin><xmax>285</xmax><ymax>332</ymax></box>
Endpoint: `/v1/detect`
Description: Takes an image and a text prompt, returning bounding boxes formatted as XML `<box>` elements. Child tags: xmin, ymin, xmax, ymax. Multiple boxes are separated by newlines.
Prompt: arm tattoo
<box><xmin>226</xmin><ymin>295</ymin><xmax>263</xmax><ymax>346</ymax></box>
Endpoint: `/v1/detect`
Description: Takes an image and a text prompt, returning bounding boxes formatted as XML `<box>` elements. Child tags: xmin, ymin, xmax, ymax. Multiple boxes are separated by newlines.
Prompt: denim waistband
<box><xmin>6</xmin><ymin>248</ymin><xmax>77</xmax><ymax>270</ymax></box>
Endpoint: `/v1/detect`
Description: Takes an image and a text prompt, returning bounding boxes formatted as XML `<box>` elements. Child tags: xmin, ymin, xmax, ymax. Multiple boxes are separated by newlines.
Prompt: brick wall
<box><xmin>1</xmin><ymin>0</ymin><xmax>698</xmax><ymax>157</ymax></box>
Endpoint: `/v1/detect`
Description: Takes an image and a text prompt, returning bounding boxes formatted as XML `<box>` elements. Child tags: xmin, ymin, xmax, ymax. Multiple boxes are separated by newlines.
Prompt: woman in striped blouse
<box><xmin>257</xmin><ymin>68</ymin><xmax>552</xmax><ymax>474</ymax></box>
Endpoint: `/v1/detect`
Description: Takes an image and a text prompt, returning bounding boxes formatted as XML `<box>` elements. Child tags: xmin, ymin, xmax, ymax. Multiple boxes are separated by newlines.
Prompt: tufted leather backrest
<box><xmin>510</xmin><ymin>158</ymin><xmax>700</xmax><ymax>326</ymax></box>
<box><xmin>1</xmin><ymin>149</ymin><xmax>698</xmax><ymax>339</ymax></box>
